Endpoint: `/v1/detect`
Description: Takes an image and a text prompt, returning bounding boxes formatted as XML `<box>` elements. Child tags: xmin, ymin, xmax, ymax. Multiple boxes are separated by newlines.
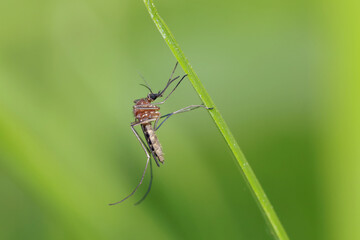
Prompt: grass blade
<box><xmin>143</xmin><ymin>1</ymin><xmax>289</xmax><ymax>239</ymax></box>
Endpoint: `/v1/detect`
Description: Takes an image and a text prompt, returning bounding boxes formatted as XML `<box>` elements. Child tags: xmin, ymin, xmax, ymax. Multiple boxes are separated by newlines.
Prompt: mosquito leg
<box><xmin>134</xmin><ymin>154</ymin><xmax>153</xmax><ymax>205</ymax></box>
<box><xmin>137</xmin><ymin>129</ymin><xmax>151</xmax><ymax>153</ymax></box>
<box><xmin>133</xmin><ymin>119</ymin><xmax>161</xmax><ymax>167</ymax></box>
<box><xmin>154</xmin><ymin>74</ymin><xmax>187</xmax><ymax>105</ymax></box>
<box><xmin>169</xmin><ymin>62</ymin><xmax>178</xmax><ymax>81</ymax></box>
<box><xmin>108</xmin><ymin>124</ymin><xmax>151</xmax><ymax>205</ymax></box>
<box><xmin>169</xmin><ymin>62</ymin><xmax>179</xmax><ymax>82</ymax></box>
<box><xmin>155</xmin><ymin>105</ymin><xmax>213</xmax><ymax>130</ymax></box>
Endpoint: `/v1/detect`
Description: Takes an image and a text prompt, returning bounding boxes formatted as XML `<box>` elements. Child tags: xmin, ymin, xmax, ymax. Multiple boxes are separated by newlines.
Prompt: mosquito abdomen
<box><xmin>143</xmin><ymin>124</ymin><xmax>164</xmax><ymax>163</ymax></box>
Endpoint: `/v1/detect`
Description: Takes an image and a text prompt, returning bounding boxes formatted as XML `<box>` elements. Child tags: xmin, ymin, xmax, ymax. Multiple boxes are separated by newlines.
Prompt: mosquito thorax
<box><xmin>133</xmin><ymin>98</ymin><xmax>160</xmax><ymax>123</ymax></box>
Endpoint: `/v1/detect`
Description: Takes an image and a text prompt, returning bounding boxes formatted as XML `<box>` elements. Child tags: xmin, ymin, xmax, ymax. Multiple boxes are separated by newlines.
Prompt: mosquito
<box><xmin>109</xmin><ymin>62</ymin><xmax>213</xmax><ymax>206</ymax></box>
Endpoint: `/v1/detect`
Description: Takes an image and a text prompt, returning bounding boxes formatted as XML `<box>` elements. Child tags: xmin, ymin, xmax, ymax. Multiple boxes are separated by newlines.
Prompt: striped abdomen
<box><xmin>141</xmin><ymin>123</ymin><xmax>164</xmax><ymax>164</ymax></box>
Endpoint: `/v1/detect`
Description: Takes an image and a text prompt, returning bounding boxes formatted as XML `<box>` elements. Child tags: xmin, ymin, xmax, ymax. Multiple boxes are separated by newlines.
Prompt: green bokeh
<box><xmin>0</xmin><ymin>0</ymin><xmax>359</xmax><ymax>239</ymax></box>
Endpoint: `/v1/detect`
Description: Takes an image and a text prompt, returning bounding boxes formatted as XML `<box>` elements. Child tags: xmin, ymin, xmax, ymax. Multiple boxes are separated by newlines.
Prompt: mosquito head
<box><xmin>140</xmin><ymin>62</ymin><xmax>182</xmax><ymax>102</ymax></box>
<box><xmin>140</xmin><ymin>82</ymin><xmax>162</xmax><ymax>102</ymax></box>
<box><xmin>147</xmin><ymin>91</ymin><xmax>162</xmax><ymax>101</ymax></box>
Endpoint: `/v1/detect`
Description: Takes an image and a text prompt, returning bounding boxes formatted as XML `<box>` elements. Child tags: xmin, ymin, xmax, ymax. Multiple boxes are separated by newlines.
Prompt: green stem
<box><xmin>143</xmin><ymin>1</ymin><xmax>289</xmax><ymax>239</ymax></box>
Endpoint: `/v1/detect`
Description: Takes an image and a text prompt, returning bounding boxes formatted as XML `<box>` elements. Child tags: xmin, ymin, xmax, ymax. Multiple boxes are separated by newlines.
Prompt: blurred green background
<box><xmin>0</xmin><ymin>0</ymin><xmax>359</xmax><ymax>239</ymax></box>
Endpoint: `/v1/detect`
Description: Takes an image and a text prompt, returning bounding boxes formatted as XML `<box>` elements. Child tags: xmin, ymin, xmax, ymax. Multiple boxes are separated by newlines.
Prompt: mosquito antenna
<box><xmin>109</xmin><ymin>154</ymin><xmax>150</xmax><ymax>206</ymax></box>
<box><xmin>140</xmin><ymin>83</ymin><xmax>153</xmax><ymax>93</ymax></box>
<box><xmin>134</xmin><ymin>156</ymin><xmax>153</xmax><ymax>205</ymax></box>
<box><xmin>138</xmin><ymin>71</ymin><xmax>153</xmax><ymax>93</ymax></box>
